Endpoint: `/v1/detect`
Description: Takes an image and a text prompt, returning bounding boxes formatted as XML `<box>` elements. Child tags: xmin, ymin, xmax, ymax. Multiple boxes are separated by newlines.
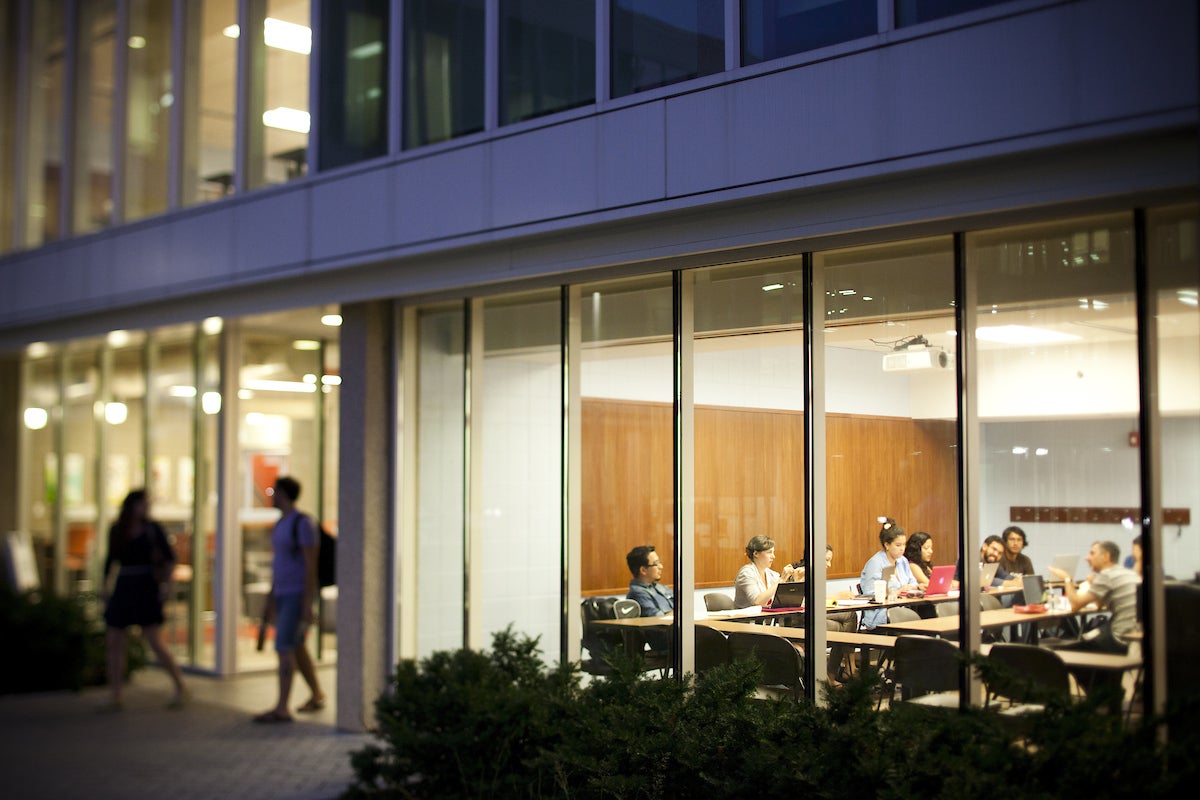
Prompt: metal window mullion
<box><xmin>878</xmin><ymin>0</ymin><xmax>894</xmax><ymax>33</ymax></box>
<box><xmin>673</xmin><ymin>270</ymin><xmax>695</xmax><ymax>678</ymax></box>
<box><xmin>464</xmin><ymin>298</ymin><xmax>484</xmax><ymax>650</ymax></box>
<box><xmin>563</xmin><ymin>285</ymin><xmax>582</xmax><ymax>665</ymax></box>
<box><xmin>484</xmin><ymin>0</ymin><xmax>498</xmax><ymax>130</ymax></box>
<box><xmin>955</xmin><ymin>230</ymin><xmax>983</xmax><ymax>707</ymax></box>
<box><xmin>724</xmin><ymin>0</ymin><xmax>738</xmax><ymax>71</ymax></box>
<box><xmin>389</xmin><ymin>0</ymin><xmax>404</xmax><ymax>155</ymax></box>
<box><xmin>1133</xmin><ymin>208</ymin><xmax>1166</xmax><ymax>721</ymax></box>
<box><xmin>595</xmin><ymin>0</ymin><xmax>609</xmax><ymax>104</ymax></box>
<box><xmin>805</xmin><ymin>251</ymin><xmax>829</xmax><ymax>702</ymax></box>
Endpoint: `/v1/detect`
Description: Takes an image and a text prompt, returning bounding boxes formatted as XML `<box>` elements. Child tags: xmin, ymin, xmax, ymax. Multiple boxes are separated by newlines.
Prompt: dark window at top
<box><xmin>742</xmin><ymin>0</ymin><xmax>877</xmax><ymax>66</ymax></box>
<box><xmin>404</xmin><ymin>0</ymin><xmax>485</xmax><ymax>148</ymax></box>
<box><xmin>895</xmin><ymin>0</ymin><xmax>1011</xmax><ymax>27</ymax></box>
<box><xmin>501</xmin><ymin>0</ymin><xmax>595</xmax><ymax>125</ymax></box>
<box><xmin>611</xmin><ymin>0</ymin><xmax>724</xmax><ymax>98</ymax></box>
<box><xmin>319</xmin><ymin>0</ymin><xmax>389</xmax><ymax>169</ymax></box>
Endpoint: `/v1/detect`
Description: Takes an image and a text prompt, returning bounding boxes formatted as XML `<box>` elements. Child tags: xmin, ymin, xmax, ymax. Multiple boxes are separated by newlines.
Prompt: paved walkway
<box><xmin>0</xmin><ymin>666</ymin><xmax>375</xmax><ymax>800</ymax></box>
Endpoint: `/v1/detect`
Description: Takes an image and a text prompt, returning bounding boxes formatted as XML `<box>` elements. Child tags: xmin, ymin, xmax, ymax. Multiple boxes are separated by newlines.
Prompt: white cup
<box><xmin>873</xmin><ymin>579</ymin><xmax>887</xmax><ymax>603</ymax></box>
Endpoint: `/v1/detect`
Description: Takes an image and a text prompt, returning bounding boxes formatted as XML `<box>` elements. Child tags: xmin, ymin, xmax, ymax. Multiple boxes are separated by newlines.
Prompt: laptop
<box><xmin>1045</xmin><ymin>553</ymin><xmax>1081</xmax><ymax>582</ymax></box>
<box><xmin>1022</xmin><ymin>574</ymin><xmax>1046</xmax><ymax>605</ymax></box>
<box><xmin>924</xmin><ymin>565</ymin><xmax>956</xmax><ymax>597</ymax></box>
<box><xmin>980</xmin><ymin>562</ymin><xmax>999</xmax><ymax>587</ymax></box>
<box><xmin>771</xmin><ymin>581</ymin><xmax>806</xmax><ymax>609</ymax></box>
<box><xmin>881</xmin><ymin>565</ymin><xmax>896</xmax><ymax>586</ymax></box>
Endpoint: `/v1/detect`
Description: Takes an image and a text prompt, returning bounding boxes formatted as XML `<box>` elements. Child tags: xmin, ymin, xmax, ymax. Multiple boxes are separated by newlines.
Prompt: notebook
<box><xmin>980</xmin><ymin>562</ymin><xmax>999</xmax><ymax>587</ymax></box>
<box><xmin>924</xmin><ymin>564</ymin><xmax>957</xmax><ymax>597</ymax></box>
<box><xmin>1045</xmin><ymin>553</ymin><xmax>1081</xmax><ymax>582</ymax></box>
<box><xmin>771</xmin><ymin>580</ymin><xmax>806</xmax><ymax>609</ymax></box>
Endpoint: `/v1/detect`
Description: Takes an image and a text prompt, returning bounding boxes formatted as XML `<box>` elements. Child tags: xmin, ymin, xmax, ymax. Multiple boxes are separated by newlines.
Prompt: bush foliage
<box><xmin>346</xmin><ymin>629</ymin><xmax>1199</xmax><ymax>800</ymax></box>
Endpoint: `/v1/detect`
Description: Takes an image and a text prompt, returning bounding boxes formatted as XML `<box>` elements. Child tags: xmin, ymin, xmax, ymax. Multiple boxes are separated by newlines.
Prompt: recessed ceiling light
<box><xmin>321</xmin><ymin>314</ymin><xmax>342</xmax><ymax>327</ymax></box>
<box><xmin>293</xmin><ymin>339</ymin><xmax>320</xmax><ymax>351</ymax></box>
<box><xmin>223</xmin><ymin>18</ymin><xmax>312</xmax><ymax>55</ymax></box>
<box><xmin>761</xmin><ymin>283</ymin><xmax>784</xmax><ymax>292</ymax></box>
<box><xmin>1012</xmin><ymin>446</ymin><xmax>1028</xmax><ymax>455</ymax></box>
<box><xmin>263</xmin><ymin>107</ymin><xmax>310</xmax><ymax>133</ymax></box>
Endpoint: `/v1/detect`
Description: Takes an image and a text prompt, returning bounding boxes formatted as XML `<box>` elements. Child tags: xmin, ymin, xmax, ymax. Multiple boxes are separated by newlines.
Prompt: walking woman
<box><xmin>101</xmin><ymin>489</ymin><xmax>187</xmax><ymax>710</ymax></box>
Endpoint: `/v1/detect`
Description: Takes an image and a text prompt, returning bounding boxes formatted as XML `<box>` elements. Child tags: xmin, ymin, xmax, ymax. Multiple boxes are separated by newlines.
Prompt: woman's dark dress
<box><xmin>103</xmin><ymin>522</ymin><xmax>174</xmax><ymax>629</ymax></box>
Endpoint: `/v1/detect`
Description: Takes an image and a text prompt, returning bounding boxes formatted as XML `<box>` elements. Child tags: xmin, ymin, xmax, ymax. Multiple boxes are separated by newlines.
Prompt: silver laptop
<box><xmin>1045</xmin><ymin>553</ymin><xmax>1081</xmax><ymax>582</ymax></box>
<box><xmin>980</xmin><ymin>561</ymin><xmax>999</xmax><ymax>587</ymax></box>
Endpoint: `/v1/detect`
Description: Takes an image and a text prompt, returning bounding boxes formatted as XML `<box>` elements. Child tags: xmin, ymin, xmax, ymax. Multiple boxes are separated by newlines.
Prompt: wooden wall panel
<box><xmin>581</xmin><ymin>400</ymin><xmax>960</xmax><ymax>595</ymax></box>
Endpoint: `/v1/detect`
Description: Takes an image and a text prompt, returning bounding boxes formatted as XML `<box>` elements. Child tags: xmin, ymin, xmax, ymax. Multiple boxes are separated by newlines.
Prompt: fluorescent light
<box><xmin>24</xmin><ymin>407</ymin><xmax>48</xmax><ymax>430</ymax></box>
<box><xmin>1011</xmin><ymin>446</ymin><xmax>1028</xmax><ymax>455</ymax></box>
<box><xmin>303</xmin><ymin>373</ymin><xmax>318</xmax><ymax>384</ymax></box>
<box><xmin>293</xmin><ymin>339</ymin><xmax>320</xmax><ymax>351</ymax></box>
<box><xmin>27</xmin><ymin>342</ymin><xmax>51</xmax><ymax>358</ymax></box>
<box><xmin>263</xmin><ymin>107</ymin><xmax>310</xmax><ymax>133</ymax></box>
<box><xmin>201</xmin><ymin>391</ymin><xmax>222</xmax><ymax>415</ymax></box>
<box><xmin>202</xmin><ymin>316</ymin><xmax>223</xmax><ymax>335</ymax></box>
<box><xmin>107</xmin><ymin>330</ymin><xmax>131</xmax><ymax>347</ymax></box>
<box><xmin>976</xmin><ymin>325</ymin><xmax>1081</xmax><ymax>345</ymax></box>
<box><xmin>761</xmin><ymin>283</ymin><xmax>784</xmax><ymax>292</ymax></box>
<box><xmin>349</xmin><ymin>40</ymin><xmax>383</xmax><ymax>60</ymax></box>
<box><xmin>223</xmin><ymin>19</ymin><xmax>312</xmax><ymax>55</ymax></box>
<box><xmin>128</xmin><ymin>35</ymin><xmax>146</xmax><ymax>49</ymax></box>
<box><xmin>242</xmin><ymin>379</ymin><xmax>316</xmax><ymax>394</ymax></box>
<box><xmin>238</xmin><ymin>389</ymin><xmax>254</xmax><ymax>400</ymax></box>
<box><xmin>321</xmin><ymin>314</ymin><xmax>342</xmax><ymax>327</ymax></box>
<box><xmin>838</xmin><ymin>289</ymin><xmax>856</xmax><ymax>296</ymax></box>
<box><xmin>321</xmin><ymin>375</ymin><xmax>341</xmax><ymax>386</ymax></box>
<box><xmin>1179</xmin><ymin>289</ymin><xmax>1198</xmax><ymax>307</ymax></box>
<box><xmin>169</xmin><ymin>386</ymin><xmax>197</xmax><ymax>398</ymax></box>
<box><xmin>861</xmin><ymin>296</ymin><xmax>874</xmax><ymax>301</ymax></box>
<box><xmin>1035</xmin><ymin>448</ymin><xmax>1049</xmax><ymax>456</ymax></box>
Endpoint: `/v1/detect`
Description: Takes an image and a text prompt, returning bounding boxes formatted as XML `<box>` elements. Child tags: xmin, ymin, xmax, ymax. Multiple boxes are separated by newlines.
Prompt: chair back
<box><xmin>727</xmin><ymin>631</ymin><xmax>805</xmax><ymax>701</ymax></box>
<box><xmin>935</xmin><ymin>601</ymin><xmax>958</xmax><ymax>617</ymax></box>
<box><xmin>893</xmin><ymin>635</ymin><xmax>959</xmax><ymax>699</ymax></box>
<box><xmin>1166</xmin><ymin>581</ymin><xmax>1200</xmax><ymax>703</ymax></box>
<box><xmin>704</xmin><ymin>592</ymin><xmax>734</xmax><ymax>612</ymax></box>
<box><xmin>979</xmin><ymin>592</ymin><xmax>1002</xmax><ymax>611</ymax></box>
<box><xmin>695</xmin><ymin>625</ymin><xmax>730</xmax><ymax>677</ymax></box>
<box><xmin>580</xmin><ymin>597</ymin><xmax>622</xmax><ymax>674</ymax></box>
<box><xmin>985</xmin><ymin>643</ymin><xmax>1070</xmax><ymax>704</ymax></box>
<box><xmin>887</xmin><ymin>606</ymin><xmax>921</xmax><ymax>624</ymax></box>
<box><xmin>613</xmin><ymin>598</ymin><xmax>641</xmax><ymax>618</ymax></box>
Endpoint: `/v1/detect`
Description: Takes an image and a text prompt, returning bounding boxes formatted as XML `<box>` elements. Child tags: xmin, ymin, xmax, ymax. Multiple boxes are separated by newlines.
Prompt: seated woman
<box><xmin>858</xmin><ymin>519</ymin><xmax>919</xmax><ymax>630</ymax></box>
<box><xmin>904</xmin><ymin>531</ymin><xmax>936</xmax><ymax>589</ymax></box>
<box><xmin>733</xmin><ymin>535</ymin><xmax>800</xmax><ymax>609</ymax></box>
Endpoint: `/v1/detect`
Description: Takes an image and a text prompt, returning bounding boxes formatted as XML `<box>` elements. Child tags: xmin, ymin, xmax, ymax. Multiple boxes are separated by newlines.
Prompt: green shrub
<box><xmin>345</xmin><ymin>629</ymin><xmax>1200</xmax><ymax>800</ymax></box>
<box><xmin>0</xmin><ymin>588</ymin><xmax>145</xmax><ymax>694</ymax></box>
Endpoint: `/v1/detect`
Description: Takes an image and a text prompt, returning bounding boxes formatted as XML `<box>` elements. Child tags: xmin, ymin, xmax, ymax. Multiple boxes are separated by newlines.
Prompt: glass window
<box><xmin>415</xmin><ymin>303</ymin><xmax>466</xmax><ymax>657</ymax></box>
<box><xmin>124</xmin><ymin>0</ymin><xmax>173</xmax><ymax>221</ymax></box>
<box><xmin>248</xmin><ymin>0</ymin><xmax>311</xmax><ymax>188</ymax></box>
<box><xmin>742</xmin><ymin>0</ymin><xmax>877</xmax><ymax>66</ymax></box>
<box><xmin>818</xmin><ymin>238</ymin><xmax>959</xmax><ymax>632</ymax></box>
<box><xmin>62</xmin><ymin>341</ymin><xmax>102</xmax><ymax>595</ymax></box>
<box><xmin>22</xmin><ymin>347</ymin><xmax>61</xmax><ymax>591</ymax></box>
<box><xmin>971</xmin><ymin>214</ymin><xmax>1140</xmax><ymax>656</ymax></box>
<box><xmin>500</xmin><ymin>0</ymin><xmax>595</xmax><ymax>125</ymax></box>
<box><xmin>692</xmin><ymin>258</ymin><xmax>813</xmax><ymax>652</ymax></box>
<box><xmin>403</xmin><ymin>0</ymin><xmax>484</xmax><ymax>148</ymax></box>
<box><xmin>71</xmin><ymin>1</ymin><xmax>116</xmax><ymax>233</ymax></box>
<box><xmin>317</xmin><ymin>0</ymin><xmax>388</xmax><ymax>169</ymax></box>
<box><xmin>611</xmin><ymin>0</ymin><xmax>723</xmax><ymax>98</ymax></box>
<box><xmin>183</xmin><ymin>0</ymin><xmax>238</xmax><ymax>205</ymax></box>
<box><xmin>194</xmin><ymin>317</ymin><xmax>223</xmax><ymax>671</ymax></box>
<box><xmin>480</xmin><ymin>291</ymin><xmax>562</xmax><ymax>659</ymax></box>
<box><xmin>23</xmin><ymin>1</ymin><xmax>66</xmax><ymax>246</ymax></box>
<box><xmin>1</xmin><ymin>0</ymin><xmax>21</xmax><ymax>252</ymax></box>
<box><xmin>577</xmin><ymin>275</ymin><xmax>675</xmax><ymax>666</ymax></box>
<box><xmin>895</xmin><ymin>0</ymin><xmax>1010</xmax><ymax>28</ymax></box>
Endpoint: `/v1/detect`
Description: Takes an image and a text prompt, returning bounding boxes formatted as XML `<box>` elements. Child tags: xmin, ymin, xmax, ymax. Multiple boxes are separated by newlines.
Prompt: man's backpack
<box><xmin>291</xmin><ymin>513</ymin><xmax>337</xmax><ymax>588</ymax></box>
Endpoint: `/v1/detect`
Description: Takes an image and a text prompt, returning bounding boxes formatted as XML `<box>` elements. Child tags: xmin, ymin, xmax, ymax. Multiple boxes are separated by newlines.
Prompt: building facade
<box><xmin>0</xmin><ymin>0</ymin><xmax>1197</xmax><ymax>729</ymax></box>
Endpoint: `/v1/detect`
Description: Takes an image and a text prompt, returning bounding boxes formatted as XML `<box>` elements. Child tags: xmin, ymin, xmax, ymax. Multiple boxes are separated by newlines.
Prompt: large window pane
<box><xmin>248</xmin><ymin>0</ymin><xmax>311</xmax><ymax>188</ymax></box>
<box><xmin>71</xmin><ymin>1</ymin><xmax>116</xmax><ymax>233</ymax></box>
<box><xmin>416</xmin><ymin>304</ymin><xmax>465</xmax><ymax>657</ymax></box>
<box><xmin>611</xmin><ymin>0</ymin><xmax>723</xmax><ymax>98</ymax></box>
<box><xmin>578</xmin><ymin>276</ymin><xmax>674</xmax><ymax>668</ymax></box>
<box><xmin>194</xmin><ymin>317</ymin><xmax>223</xmax><ymax>670</ymax></box>
<box><xmin>480</xmin><ymin>291</ymin><xmax>562</xmax><ymax>659</ymax></box>
<box><xmin>318</xmin><ymin>0</ymin><xmax>388</xmax><ymax>169</ymax></box>
<box><xmin>62</xmin><ymin>342</ymin><xmax>101</xmax><ymax>595</ymax></box>
<box><xmin>404</xmin><ymin>0</ymin><xmax>484</xmax><ymax>148</ymax></box>
<box><xmin>742</xmin><ymin>0</ymin><xmax>877</xmax><ymax>66</ymax></box>
<box><xmin>22</xmin><ymin>348</ymin><xmax>61</xmax><ymax>590</ymax></box>
<box><xmin>895</xmin><ymin>0</ymin><xmax>1011</xmax><ymax>28</ymax></box>
<box><xmin>0</xmin><ymin>0</ymin><xmax>16</xmax><ymax>252</ymax></box>
<box><xmin>124</xmin><ymin>0</ymin><xmax>172</xmax><ymax>221</ymax></box>
<box><xmin>818</xmin><ymin>238</ymin><xmax>959</xmax><ymax>631</ymax></box>
<box><xmin>23</xmin><ymin>1</ymin><xmax>66</xmax><ymax>246</ymax></box>
<box><xmin>501</xmin><ymin>0</ymin><xmax>595</xmax><ymax>125</ymax></box>
<box><xmin>183</xmin><ymin>0</ymin><xmax>237</xmax><ymax>205</ymax></box>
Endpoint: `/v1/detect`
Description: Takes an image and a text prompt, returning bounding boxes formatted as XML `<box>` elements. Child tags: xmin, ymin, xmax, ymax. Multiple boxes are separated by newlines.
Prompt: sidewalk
<box><xmin>0</xmin><ymin>666</ymin><xmax>374</xmax><ymax>800</ymax></box>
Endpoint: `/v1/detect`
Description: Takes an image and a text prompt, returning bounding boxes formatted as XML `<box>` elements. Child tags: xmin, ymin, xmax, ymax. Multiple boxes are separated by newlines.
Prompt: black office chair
<box><xmin>985</xmin><ymin>642</ymin><xmax>1072</xmax><ymax>708</ymax></box>
<box><xmin>695</xmin><ymin>625</ymin><xmax>730</xmax><ymax>678</ymax></box>
<box><xmin>727</xmin><ymin>631</ymin><xmax>805</xmax><ymax>702</ymax></box>
<box><xmin>1165</xmin><ymin>581</ymin><xmax>1200</xmax><ymax>706</ymax></box>
<box><xmin>580</xmin><ymin>597</ymin><xmax>623</xmax><ymax>675</ymax></box>
<box><xmin>704</xmin><ymin>592</ymin><xmax>734</xmax><ymax>612</ymax></box>
<box><xmin>889</xmin><ymin>635</ymin><xmax>960</xmax><ymax>707</ymax></box>
<box><xmin>613</xmin><ymin>598</ymin><xmax>641</xmax><ymax>619</ymax></box>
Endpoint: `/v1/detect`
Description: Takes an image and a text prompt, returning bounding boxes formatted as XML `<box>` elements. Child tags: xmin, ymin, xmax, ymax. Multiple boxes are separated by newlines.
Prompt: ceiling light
<box><xmin>292</xmin><ymin>339</ymin><xmax>320</xmax><ymax>351</ymax></box>
<box><xmin>321</xmin><ymin>375</ymin><xmax>341</xmax><ymax>386</ymax></box>
<box><xmin>838</xmin><ymin>289</ymin><xmax>856</xmax><ymax>296</ymax></box>
<box><xmin>1012</xmin><ymin>446</ymin><xmax>1028</xmax><ymax>455</ymax></box>
<box><xmin>238</xmin><ymin>389</ymin><xmax>254</xmax><ymax>400</ymax></box>
<box><xmin>128</xmin><ymin>35</ymin><xmax>146</xmax><ymax>49</ymax></box>
<box><xmin>349</xmin><ymin>40</ymin><xmax>382</xmax><ymax>59</ymax></box>
<box><xmin>303</xmin><ymin>373</ymin><xmax>318</xmax><ymax>384</ymax></box>
<box><xmin>1179</xmin><ymin>289</ymin><xmax>1198</xmax><ymax>307</ymax></box>
<box><xmin>242</xmin><ymin>379</ymin><xmax>316</xmax><ymax>393</ymax></box>
<box><xmin>27</xmin><ymin>342</ymin><xmax>51</xmax><ymax>358</ymax></box>
<box><xmin>1035</xmin><ymin>448</ymin><xmax>1049</xmax><ymax>456</ymax></box>
<box><xmin>107</xmin><ymin>330</ymin><xmax>131</xmax><ymax>347</ymax></box>
<box><xmin>169</xmin><ymin>386</ymin><xmax>197</xmax><ymax>398</ymax></box>
<box><xmin>321</xmin><ymin>314</ymin><xmax>342</xmax><ymax>326</ymax></box>
<box><xmin>761</xmin><ymin>283</ymin><xmax>784</xmax><ymax>292</ymax></box>
<box><xmin>104</xmin><ymin>402</ymin><xmax>128</xmax><ymax>425</ymax></box>
<box><xmin>202</xmin><ymin>316</ymin><xmax>223</xmax><ymax>335</ymax></box>
<box><xmin>263</xmin><ymin>107</ymin><xmax>310</xmax><ymax>133</ymax></box>
<box><xmin>223</xmin><ymin>18</ymin><xmax>312</xmax><ymax>55</ymax></box>
<box><xmin>861</xmin><ymin>296</ymin><xmax>874</xmax><ymax>301</ymax></box>
<box><xmin>24</xmin><ymin>407</ymin><xmax>48</xmax><ymax>430</ymax></box>
<box><xmin>976</xmin><ymin>325</ymin><xmax>1081</xmax><ymax>345</ymax></box>
<box><xmin>201</xmin><ymin>391</ymin><xmax>222</xmax><ymax>415</ymax></box>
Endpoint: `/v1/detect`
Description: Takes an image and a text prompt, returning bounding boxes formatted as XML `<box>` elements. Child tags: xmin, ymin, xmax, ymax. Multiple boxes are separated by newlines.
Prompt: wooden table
<box><xmin>875</xmin><ymin>606</ymin><xmax>1077</xmax><ymax>637</ymax></box>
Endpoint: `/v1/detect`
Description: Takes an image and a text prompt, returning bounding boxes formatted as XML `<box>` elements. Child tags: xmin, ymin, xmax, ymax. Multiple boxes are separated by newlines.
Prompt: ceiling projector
<box><xmin>882</xmin><ymin>346</ymin><xmax>951</xmax><ymax>372</ymax></box>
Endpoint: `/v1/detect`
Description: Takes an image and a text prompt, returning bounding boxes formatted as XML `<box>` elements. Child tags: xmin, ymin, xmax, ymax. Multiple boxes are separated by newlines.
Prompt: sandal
<box><xmin>297</xmin><ymin>697</ymin><xmax>326</xmax><ymax>713</ymax></box>
<box><xmin>252</xmin><ymin>710</ymin><xmax>294</xmax><ymax>724</ymax></box>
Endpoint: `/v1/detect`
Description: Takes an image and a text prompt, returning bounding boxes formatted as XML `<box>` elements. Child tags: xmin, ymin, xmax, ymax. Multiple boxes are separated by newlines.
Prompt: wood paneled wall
<box><xmin>581</xmin><ymin>399</ymin><xmax>959</xmax><ymax>595</ymax></box>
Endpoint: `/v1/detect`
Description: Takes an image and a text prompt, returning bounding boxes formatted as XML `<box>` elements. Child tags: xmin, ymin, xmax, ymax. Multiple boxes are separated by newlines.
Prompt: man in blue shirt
<box><xmin>626</xmin><ymin>545</ymin><xmax>674</xmax><ymax>616</ymax></box>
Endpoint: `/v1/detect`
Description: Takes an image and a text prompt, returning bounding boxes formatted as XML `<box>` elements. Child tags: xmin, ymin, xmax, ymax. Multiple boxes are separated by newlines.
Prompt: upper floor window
<box><xmin>318</xmin><ymin>0</ymin><xmax>389</xmax><ymax>169</ymax></box>
<box><xmin>501</xmin><ymin>0</ymin><xmax>595</xmax><ymax>125</ymax></box>
<box><xmin>611</xmin><ymin>0</ymin><xmax>724</xmax><ymax>98</ymax></box>
<box><xmin>404</xmin><ymin>0</ymin><xmax>485</xmax><ymax>148</ymax></box>
<box><xmin>742</xmin><ymin>0</ymin><xmax>877</xmax><ymax>65</ymax></box>
<box><xmin>895</xmin><ymin>0</ymin><xmax>1011</xmax><ymax>27</ymax></box>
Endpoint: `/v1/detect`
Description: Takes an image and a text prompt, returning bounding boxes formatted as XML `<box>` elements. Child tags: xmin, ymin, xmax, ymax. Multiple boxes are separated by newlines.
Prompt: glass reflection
<box><xmin>742</xmin><ymin>0</ymin><xmax>876</xmax><ymax>65</ymax></box>
<box><xmin>404</xmin><ymin>0</ymin><xmax>485</xmax><ymax>148</ymax></box>
<box><xmin>72</xmin><ymin>1</ymin><xmax>116</xmax><ymax>233</ymax></box>
<box><xmin>24</xmin><ymin>2</ymin><xmax>66</xmax><ymax>245</ymax></box>
<box><xmin>611</xmin><ymin>0</ymin><xmax>723</xmax><ymax>97</ymax></box>
<box><xmin>124</xmin><ymin>0</ymin><xmax>172</xmax><ymax>221</ymax></box>
<box><xmin>184</xmin><ymin>0</ymin><xmax>238</xmax><ymax>204</ymax></box>
<box><xmin>501</xmin><ymin>0</ymin><xmax>595</xmax><ymax>125</ymax></box>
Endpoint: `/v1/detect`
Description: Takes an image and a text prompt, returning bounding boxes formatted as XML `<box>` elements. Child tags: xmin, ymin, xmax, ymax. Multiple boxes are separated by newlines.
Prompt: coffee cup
<box><xmin>873</xmin><ymin>579</ymin><xmax>886</xmax><ymax>603</ymax></box>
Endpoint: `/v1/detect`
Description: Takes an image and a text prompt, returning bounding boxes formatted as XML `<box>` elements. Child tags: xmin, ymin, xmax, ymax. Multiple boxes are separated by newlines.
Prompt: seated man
<box><xmin>625</xmin><ymin>545</ymin><xmax>673</xmax><ymax>656</ymax></box>
<box><xmin>998</xmin><ymin>525</ymin><xmax>1035</xmax><ymax>577</ymax></box>
<box><xmin>1049</xmin><ymin>540</ymin><xmax>1138</xmax><ymax>654</ymax></box>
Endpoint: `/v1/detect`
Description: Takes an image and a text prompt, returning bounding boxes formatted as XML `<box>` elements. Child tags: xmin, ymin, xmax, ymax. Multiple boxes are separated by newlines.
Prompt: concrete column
<box><xmin>336</xmin><ymin>300</ymin><xmax>395</xmax><ymax>732</ymax></box>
